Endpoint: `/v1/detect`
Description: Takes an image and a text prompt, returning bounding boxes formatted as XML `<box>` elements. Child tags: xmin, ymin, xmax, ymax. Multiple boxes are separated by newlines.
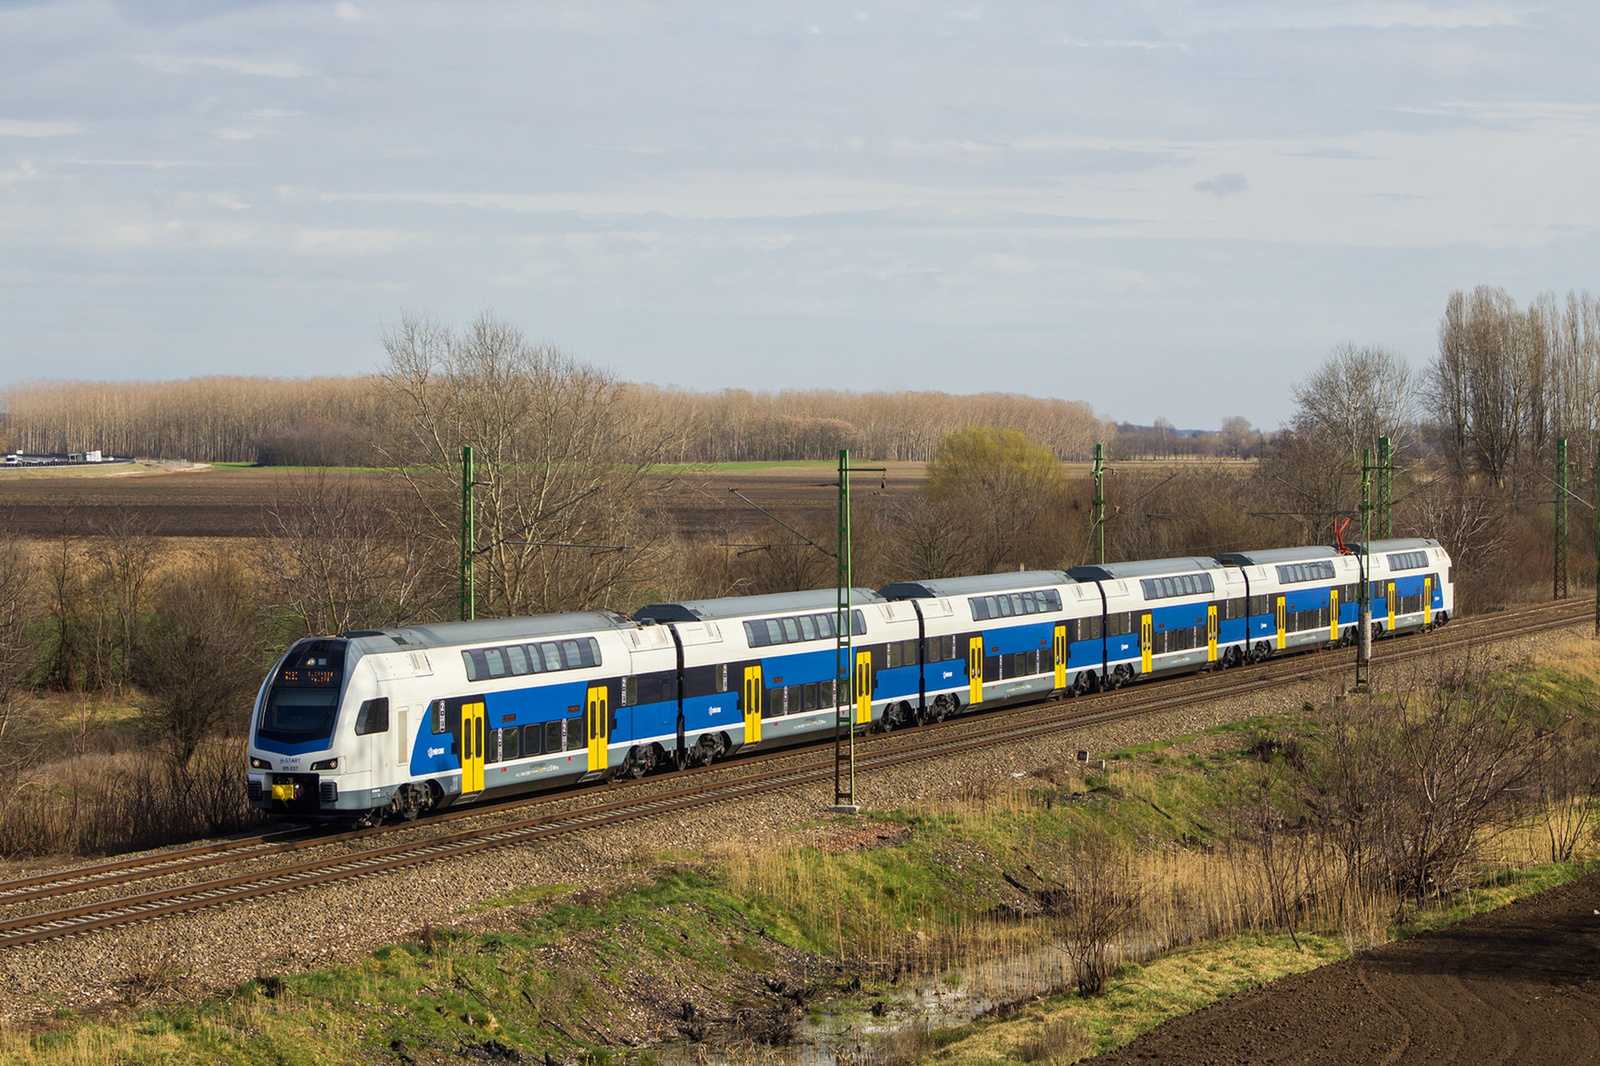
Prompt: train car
<box><xmin>1212</xmin><ymin>546</ymin><xmax>1364</xmax><ymax>656</ymax></box>
<box><xmin>246</xmin><ymin>611</ymin><xmax>673</xmax><ymax>823</ymax></box>
<box><xmin>1352</xmin><ymin>537</ymin><xmax>1453</xmax><ymax>636</ymax></box>
<box><xmin>1064</xmin><ymin>557</ymin><xmax>1245</xmax><ymax>683</ymax></box>
<box><xmin>878</xmin><ymin>570</ymin><xmax>1095</xmax><ymax>715</ymax></box>
<box><xmin>632</xmin><ymin>588</ymin><xmax>914</xmax><ymax>754</ymax></box>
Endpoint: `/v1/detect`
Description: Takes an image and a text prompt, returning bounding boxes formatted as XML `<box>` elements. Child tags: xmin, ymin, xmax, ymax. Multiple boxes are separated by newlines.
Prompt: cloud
<box><xmin>1283</xmin><ymin>147</ymin><xmax>1376</xmax><ymax>160</ymax></box>
<box><xmin>0</xmin><ymin>119</ymin><xmax>80</xmax><ymax>137</ymax></box>
<box><xmin>216</xmin><ymin>128</ymin><xmax>265</xmax><ymax>140</ymax></box>
<box><xmin>1193</xmin><ymin>173</ymin><xmax>1249</xmax><ymax>197</ymax></box>
<box><xmin>335</xmin><ymin>2</ymin><xmax>365</xmax><ymax>20</ymax></box>
<box><xmin>136</xmin><ymin>55</ymin><xmax>311</xmax><ymax>78</ymax></box>
<box><xmin>1062</xmin><ymin>37</ymin><xmax>1186</xmax><ymax>51</ymax></box>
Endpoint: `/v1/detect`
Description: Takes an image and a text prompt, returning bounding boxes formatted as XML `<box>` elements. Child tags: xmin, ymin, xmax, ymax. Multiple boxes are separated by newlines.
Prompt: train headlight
<box><xmin>310</xmin><ymin>757</ymin><xmax>339</xmax><ymax>771</ymax></box>
<box><xmin>250</xmin><ymin>756</ymin><xmax>271</xmax><ymax>770</ymax></box>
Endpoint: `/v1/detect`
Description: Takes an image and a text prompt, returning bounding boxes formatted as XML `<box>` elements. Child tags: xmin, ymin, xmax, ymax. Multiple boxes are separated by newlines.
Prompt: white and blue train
<box><xmin>247</xmin><ymin>537</ymin><xmax>1452</xmax><ymax>823</ymax></box>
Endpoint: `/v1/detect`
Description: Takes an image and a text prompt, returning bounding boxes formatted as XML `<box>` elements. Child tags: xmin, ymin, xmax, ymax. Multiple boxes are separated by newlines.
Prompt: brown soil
<box><xmin>1093</xmin><ymin>872</ymin><xmax>1600</xmax><ymax>1065</ymax></box>
<box><xmin>0</xmin><ymin>462</ymin><xmax>929</xmax><ymax>538</ymax></box>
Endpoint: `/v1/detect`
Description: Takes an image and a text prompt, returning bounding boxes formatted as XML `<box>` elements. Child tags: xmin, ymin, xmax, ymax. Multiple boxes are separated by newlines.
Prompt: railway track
<box><xmin>0</xmin><ymin>597</ymin><xmax>1589</xmax><ymax>951</ymax></box>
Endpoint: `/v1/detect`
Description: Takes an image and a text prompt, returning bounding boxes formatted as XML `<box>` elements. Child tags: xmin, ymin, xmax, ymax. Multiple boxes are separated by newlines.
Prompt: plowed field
<box><xmin>1093</xmin><ymin>872</ymin><xmax>1600</xmax><ymax>1065</ymax></box>
<box><xmin>0</xmin><ymin>462</ymin><xmax>928</xmax><ymax>537</ymax></box>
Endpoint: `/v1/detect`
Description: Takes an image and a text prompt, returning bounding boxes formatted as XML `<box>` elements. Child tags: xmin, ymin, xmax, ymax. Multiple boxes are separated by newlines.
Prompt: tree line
<box><xmin>0</xmin><ymin>373</ymin><xmax>1119</xmax><ymax>466</ymax></box>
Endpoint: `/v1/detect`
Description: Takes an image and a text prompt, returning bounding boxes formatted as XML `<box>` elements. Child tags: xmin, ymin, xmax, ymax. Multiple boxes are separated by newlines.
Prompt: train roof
<box><xmin>341</xmin><ymin>611</ymin><xmax>636</xmax><ymax>653</ymax></box>
<box><xmin>879</xmin><ymin>570</ymin><xmax>1073</xmax><ymax>600</ymax></box>
<box><xmin>1214</xmin><ymin>545</ymin><xmax>1342</xmax><ymax>566</ymax></box>
<box><xmin>633</xmin><ymin>587</ymin><xmax>885</xmax><ymax>623</ymax></box>
<box><xmin>1066</xmin><ymin>557</ymin><xmax>1222</xmax><ymax>581</ymax></box>
<box><xmin>1351</xmin><ymin>538</ymin><xmax>1442</xmax><ymax>554</ymax></box>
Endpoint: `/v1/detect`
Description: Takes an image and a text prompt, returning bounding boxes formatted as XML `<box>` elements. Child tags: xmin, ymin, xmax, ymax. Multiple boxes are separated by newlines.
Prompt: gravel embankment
<box><xmin>0</xmin><ymin>622</ymin><xmax>1582</xmax><ymax>1025</ymax></box>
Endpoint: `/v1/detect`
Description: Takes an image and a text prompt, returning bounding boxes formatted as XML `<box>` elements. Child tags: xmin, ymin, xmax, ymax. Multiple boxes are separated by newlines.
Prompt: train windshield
<box><xmin>257</xmin><ymin>639</ymin><xmax>347</xmax><ymax>745</ymax></box>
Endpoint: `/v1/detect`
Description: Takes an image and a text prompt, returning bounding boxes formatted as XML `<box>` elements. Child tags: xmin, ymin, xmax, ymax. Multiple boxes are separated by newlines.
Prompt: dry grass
<box><xmin>0</xmin><ymin>738</ymin><xmax>261</xmax><ymax>857</ymax></box>
<box><xmin>1532</xmin><ymin>635</ymin><xmax>1600</xmax><ymax>687</ymax></box>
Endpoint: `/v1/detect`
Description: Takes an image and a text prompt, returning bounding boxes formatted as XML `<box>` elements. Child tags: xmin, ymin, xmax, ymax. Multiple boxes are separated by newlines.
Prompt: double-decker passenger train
<box><xmin>247</xmin><ymin>538</ymin><xmax>1452</xmax><ymax>823</ymax></box>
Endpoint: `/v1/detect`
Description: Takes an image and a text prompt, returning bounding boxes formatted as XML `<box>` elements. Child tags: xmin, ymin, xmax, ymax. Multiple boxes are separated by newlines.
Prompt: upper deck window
<box><xmin>744</xmin><ymin>610</ymin><xmax>866</xmax><ymax>649</ymax></box>
<box><xmin>969</xmin><ymin>589</ymin><xmax>1062</xmax><ymax>622</ymax></box>
<box><xmin>1274</xmin><ymin>561</ymin><xmax>1337</xmax><ymax>585</ymax></box>
<box><xmin>1139</xmin><ymin>573</ymin><xmax>1216</xmax><ymax>601</ymax></box>
<box><xmin>1386</xmin><ymin>550</ymin><xmax>1429</xmax><ymax>571</ymax></box>
<box><xmin>462</xmin><ymin>636</ymin><xmax>602</xmax><ymax>683</ymax></box>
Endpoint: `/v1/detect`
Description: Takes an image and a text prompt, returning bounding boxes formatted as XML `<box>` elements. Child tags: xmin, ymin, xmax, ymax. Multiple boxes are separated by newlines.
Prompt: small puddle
<box><xmin>647</xmin><ymin>940</ymin><xmax>1105</xmax><ymax>1066</ymax></box>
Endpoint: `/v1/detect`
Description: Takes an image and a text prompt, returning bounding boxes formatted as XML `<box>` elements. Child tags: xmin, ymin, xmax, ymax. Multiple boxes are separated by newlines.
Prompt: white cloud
<box><xmin>0</xmin><ymin>119</ymin><xmax>79</xmax><ymax>137</ymax></box>
<box><xmin>216</xmin><ymin>128</ymin><xmax>264</xmax><ymax>140</ymax></box>
<box><xmin>136</xmin><ymin>55</ymin><xmax>311</xmax><ymax>78</ymax></box>
<box><xmin>335</xmin><ymin>2</ymin><xmax>365</xmax><ymax>21</ymax></box>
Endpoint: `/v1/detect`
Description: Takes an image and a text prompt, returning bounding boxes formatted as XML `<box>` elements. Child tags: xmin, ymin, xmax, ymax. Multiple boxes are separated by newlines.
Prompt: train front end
<box><xmin>247</xmin><ymin>637</ymin><xmax>356</xmax><ymax>820</ymax></box>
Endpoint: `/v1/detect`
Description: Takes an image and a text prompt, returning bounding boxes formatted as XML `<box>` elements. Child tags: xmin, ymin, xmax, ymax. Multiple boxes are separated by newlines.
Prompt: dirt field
<box><xmin>0</xmin><ymin>461</ymin><xmax>933</xmax><ymax>538</ymax></box>
<box><xmin>1092</xmin><ymin>871</ymin><xmax>1600</xmax><ymax>1065</ymax></box>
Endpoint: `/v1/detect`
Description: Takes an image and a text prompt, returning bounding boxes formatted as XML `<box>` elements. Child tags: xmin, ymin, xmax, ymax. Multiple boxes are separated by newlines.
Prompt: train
<box><xmin>247</xmin><ymin>537</ymin><xmax>1453</xmax><ymax>823</ymax></box>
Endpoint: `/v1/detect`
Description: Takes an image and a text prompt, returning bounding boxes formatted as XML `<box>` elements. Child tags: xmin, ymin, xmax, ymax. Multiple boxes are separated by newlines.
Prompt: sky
<box><xmin>1</xmin><ymin>1</ymin><xmax>1596</xmax><ymax>428</ymax></box>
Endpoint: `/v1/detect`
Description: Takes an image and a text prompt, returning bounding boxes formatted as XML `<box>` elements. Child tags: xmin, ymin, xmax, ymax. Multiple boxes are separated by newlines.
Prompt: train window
<box><xmin>505</xmin><ymin>646</ymin><xmax>530</xmax><ymax>675</ymax></box>
<box><xmin>1140</xmin><ymin>573</ymin><xmax>1216</xmax><ymax>600</ymax></box>
<box><xmin>762</xmin><ymin>619</ymin><xmax>782</xmax><ymax>644</ymax></box>
<box><xmin>1386</xmin><ymin>550</ymin><xmax>1429</xmax><ymax>571</ymax></box>
<box><xmin>1275</xmin><ymin>561</ymin><xmax>1337</xmax><ymax>585</ymax></box>
<box><xmin>682</xmin><ymin>665</ymin><xmax>719</xmax><ymax>699</ymax></box>
<box><xmin>632</xmin><ymin>672</ymin><xmax>676</xmax><ymax>705</ymax></box>
<box><xmin>484</xmin><ymin>648</ymin><xmax>508</xmax><ymax>678</ymax></box>
<box><xmin>743</xmin><ymin>622</ymin><xmax>766</xmax><ymax>647</ymax></box>
<box><xmin>544</xmin><ymin>720</ymin><xmax>563</xmax><ymax>753</ymax></box>
<box><xmin>798</xmin><ymin>615</ymin><xmax>817</xmax><ymax>641</ymax></box>
<box><xmin>502</xmin><ymin>727</ymin><xmax>521</xmax><ymax>760</ymax></box>
<box><xmin>354</xmin><ymin>697</ymin><xmax>389</xmax><ymax>736</ymax></box>
<box><xmin>816</xmin><ymin>614</ymin><xmax>836</xmax><ymax>639</ymax></box>
<box><xmin>903</xmin><ymin>639</ymin><xmax>919</xmax><ymax>665</ymax></box>
<box><xmin>781</xmin><ymin>617</ymin><xmax>801</xmax><ymax>642</ymax></box>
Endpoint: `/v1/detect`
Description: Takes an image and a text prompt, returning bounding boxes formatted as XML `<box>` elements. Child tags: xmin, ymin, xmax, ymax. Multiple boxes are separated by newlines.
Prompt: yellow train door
<box><xmin>1053</xmin><ymin>624</ymin><xmax>1067</xmax><ymax>689</ymax></box>
<box><xmin>855</xmin><ymin>650</ymin><xmax>873</xmax><ymax>724</ymax></box>
<box><xmin>968</xmin><ymin>636</ymin><xmax>984</xmax><ymax>705</ymax></box>
<box><xmin>1207</xmin><ymin>605</ymin><xmax>1219</xmax><ymax>663</ymax></box>
<box><xmin>1386</xmin><ymin>581</ymin><xmax>1396</xmax><ymax>631</ymax></box>
<box><xmin>742</xmin><ymin>665</ymin><xmax>763</xmax><ymax>744</ymax></box>
<box><xmin>460</xmin><ymin>701</ymin><xmax>485</xmax><ymax>794</ymax></box>
<box><xmin>585</xmin><ymin>685</ymin><xmax>609</xmax><ymax>774</ymax></box>
<box><xmin>1423</xmin><ymin>576</ymin><xmax>1433</xmax><ymax>625</ymax></box>
<box><xmin>1140</xmin><ymin>613</ymin><xmax>1153</xmax><ymax>673</ymax></box>
<box><xmin>1275</xmin><ymin>595</ymin><xmax>1287</xmax><ymax>650</ymax></box>
<box><xmin>1329</xmin><ymin>589</ymin><xmax>1339</xmax><ymax>642</ymax></box>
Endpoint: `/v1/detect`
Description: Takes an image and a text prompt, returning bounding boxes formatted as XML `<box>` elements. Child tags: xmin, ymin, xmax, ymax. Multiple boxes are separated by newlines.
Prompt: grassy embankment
<box><xmin>4</xmin><ymin>646</ymin><xmax>1596</xmax><ymax>1065</ymax></box>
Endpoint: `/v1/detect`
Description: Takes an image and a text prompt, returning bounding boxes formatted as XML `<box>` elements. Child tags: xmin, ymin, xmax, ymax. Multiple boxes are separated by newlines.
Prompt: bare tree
<box><xmin>1299</xmin><ymin>654</ymin><xmax>1549</xmax><ymax>904</ymax></box>
<box><xmin>260</xmin><ymin>470</ymin><xmax>435</xmax><ymax>636</ymax></box>
<box><xmin>134</xmin><ymin>551</ymin><xmax>267</xmax><ymax>766</ymax></box>
<box><xmin>1055</xmin><ymin>829</ymin><xmax>1143</xmax><ymax>995</ymax></box>
<box><xmin>377</xmin><ymin>312</ymin><xmax>670</xmax><ymax>617</ymax></box>
<box><xmin>88</xmin><ymin>507</ymin><xmax>161</xmax><ymax>688</ymax></box>
<box><xmin>1292</xmin><ymin>343</ymin><xmax>1418</xmax><ymax>464</ymax></box>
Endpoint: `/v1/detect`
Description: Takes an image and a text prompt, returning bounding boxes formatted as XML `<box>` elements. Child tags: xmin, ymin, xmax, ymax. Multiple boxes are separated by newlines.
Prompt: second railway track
<box><xmin>0</xmin><ymin>597</ymin><xmax>1589</xmax><ymax>951</ymax></box>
